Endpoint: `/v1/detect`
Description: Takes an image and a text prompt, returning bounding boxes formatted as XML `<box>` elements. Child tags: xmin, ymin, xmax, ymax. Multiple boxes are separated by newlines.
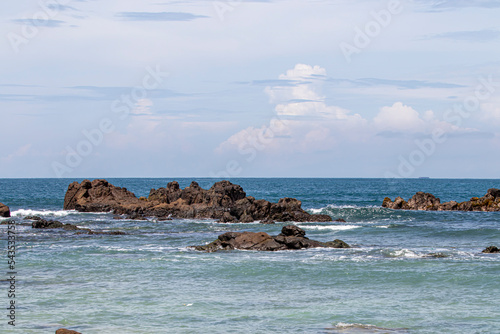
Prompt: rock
<box><xmin>192</xmin><ymin>225</ymin><xmax>349</xmax><ymax>252</ymax></box>
<box><xmin>25</xmin><ymin>215</ymin><xmax>42</xmax><ymax>220</ymax></box>
<box><xmin>334</xmin><ymin>218</ymin><xmax>346</xmax><ymax>222</ymax></box>
<box><xmin>0</xmin><ymin>202</ymin><xmax>10</xmax><ymax>218</ymax></box>
<box><xmin>32</xmin><ymin>219</ymin><xmax>65</xmax><ymax>229</ymax></box>
<box><xmin>407</xmin><ymin>192</ymin><xmax>440</xmax><ymax>210</ymax></box>
<box><xmin>482</xmin><ymin>246</ymin><xmax>500</xmax><ymax>253</ymax></box>
<box><xmin>32</xmin><ymin>219</ymin><xmax>125</xmax><ymax>236</ymax></box>
<box><xmin>56</xmin><ymin>329</ymin><xmax>82</xmax><ymax>334</ymax></box>
<box><xmin>260</xmin><ymin>218</ymin><xmax>275</xmax><ymax>224</ymax></box>
<box><xmin>383</xmin><ymin>189</ymin><xmax>500</xmax><ymax>212</ymax></box>
<box><xmin>64</xmin><ymin>179</ymin><xmax>142</xmax><ymax>213</ymax></box>
<box><xmin>63</xmin><ymin>179</ymin><xmax>333</xmax><ymax>223</ymax></box>
<box><xmin>323</xmin><ymin>239</ymin><xmax>350</xmax><ymax>248</ymax></box>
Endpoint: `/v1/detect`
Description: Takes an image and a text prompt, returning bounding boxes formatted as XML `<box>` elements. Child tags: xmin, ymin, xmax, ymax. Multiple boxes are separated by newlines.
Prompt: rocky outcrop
<box><xmin>32</xmin><ymin>218</ymin><xmax>125</xmax><ymax>235</ymax></box>
<box><xmin>382</xmin><ymin>188</ymin><xmax>500</xmax><ymax>212</ymax></box>
<box><xmin>63</xmin><ymin>179</ymin><xmax>332</xmax><ymax>223</ymax></box>
<box><xmin>56</xmin><ymin>329</ymin><xmax>82</xmax><ymax>334</ymax></box>
<box><xmin>482</xmin><ymin>246</ymin><xmax>499</xmax><ymax>253</ymax></box>
<box><xmin>192</xmin><ymin>225</ymin><xmax>350</xmax><ymax>252</ymax></box>
<box><xmin>0</xmin><ymin>202</ymin><xmax>10</xmax><ymax>218</ymax></box>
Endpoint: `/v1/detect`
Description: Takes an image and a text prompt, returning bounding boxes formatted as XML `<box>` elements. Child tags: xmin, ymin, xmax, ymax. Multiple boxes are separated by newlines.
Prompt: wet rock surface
<box><xmin>64</xmin><ymin>179</ymin><xmax>333</xmax><ymax>223</ymax></box>
<box><xmin>191</xmin><ymin>225</ymin><xmax>350</xmax><ymax>252</ymax></box>
<box><xmin>382</xmin><ymin>188</ymin><xmax>500</xmax><ymax>212</ymax></box>
<box><xmin>0</xmin><ymin>202</ymin><xmax>10</xmax><ymax>218</ymax></box>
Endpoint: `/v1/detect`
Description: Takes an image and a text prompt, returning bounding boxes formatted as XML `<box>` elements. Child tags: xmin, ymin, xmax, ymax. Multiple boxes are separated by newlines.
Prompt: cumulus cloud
<box><xmin>216</xmin><ymin>64</ymin><xmax>470</xmax><ymax>158</ymax></box>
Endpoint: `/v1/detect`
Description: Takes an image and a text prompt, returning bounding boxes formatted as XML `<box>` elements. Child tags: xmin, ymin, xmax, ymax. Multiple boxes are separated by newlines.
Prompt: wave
<box><xmin>327</xmin><ymin>322</ymin><xmax>409</xmax><ymax>333</ymax></box>
<box><xmin>297</xmin><ymin>224</ymin><xmax>360</xmax><ymax>231</ymax></box>
<box><xmin>10</xmin><ymin>209</ymin><xmax>75</xmax><ymax>218</ymax></box>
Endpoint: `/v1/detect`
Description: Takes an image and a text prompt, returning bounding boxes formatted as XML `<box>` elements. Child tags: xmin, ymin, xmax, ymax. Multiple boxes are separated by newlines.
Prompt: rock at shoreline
<box><xmin>382</xmin><ymin>188</ymin><xmax>500</xmax><ymax>212</ymax></box>
<box><xmin>63</xmin><ymin>179</ymin><xmax>333</xmax><ymax>223</ymax></box>
<box><xmin>0</xmin><ymin>202</ymin><xmax>10</xmax><ymax>218</ymax></box>
<box><xmin>192</xmin><ymin>225</ymin><xmax>349</xmax><ymax>252</ymax></box>
<box><xmin>482</xmin><ymin>246</ymin><xmax>500</xmax><ymax>253</ymax></box>
<box><xmin>56</xmin><ymin>329</ymin><xmax>82</xmax><ymax>334</ymax></box>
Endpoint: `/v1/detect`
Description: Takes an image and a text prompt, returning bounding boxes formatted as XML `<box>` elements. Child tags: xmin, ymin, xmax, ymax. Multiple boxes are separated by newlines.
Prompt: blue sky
<box><xmin>1</xmin><ymin>0</ymin><xmax>500</xmax><ymax>178</ymax></box>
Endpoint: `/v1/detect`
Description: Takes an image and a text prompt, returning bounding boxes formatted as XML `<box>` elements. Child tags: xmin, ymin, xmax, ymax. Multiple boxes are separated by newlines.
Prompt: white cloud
<box><xmin>373</xmin><ymin>102</ymin><xmax>426</xmax><ymax>133</ymax></box>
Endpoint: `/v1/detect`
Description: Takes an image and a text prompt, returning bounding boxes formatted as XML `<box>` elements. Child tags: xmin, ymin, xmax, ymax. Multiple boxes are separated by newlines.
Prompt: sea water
<box><xmin>0</xmin><ymin>178</ymin><xmax>499</xmax><ymax>333</ymax></box>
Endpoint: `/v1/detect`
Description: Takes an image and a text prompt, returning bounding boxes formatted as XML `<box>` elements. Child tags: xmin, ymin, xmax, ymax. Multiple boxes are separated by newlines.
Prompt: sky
<box><xmin>1</xmin><ymin>0</ymin><xmax>500</xmax><ymax>178</ymax></box>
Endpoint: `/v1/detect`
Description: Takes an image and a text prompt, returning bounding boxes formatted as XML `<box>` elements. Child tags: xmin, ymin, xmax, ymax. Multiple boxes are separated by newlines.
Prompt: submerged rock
<box><xmin>32</xmin><ymin>219</ymin><xmax>125</xmax><ymax>235</ymax></box>
<box><xmin>382</xmin><ymin>188</ymin><xmax>500</xmax><ymax>212</ymax></box>
<box><xmin>32</xmin><ymin>219</ymin><xmax>78</xmax><ymax>230</ymax></box>
<box><xmin>63</xmin><ymin>179</ymin><xmax>333</xmax><ymax>223</ymax></box>
<box><xmin>482</xmin><ymin>246</ymin><xmax>500</xmax><ymax>254</ymax></box>
<box><xmin>192</xmin><ymin>225</ymin><xmax>350</xmax><ymax>252</ymax></box>
<box><xmin>0</xmin><ymin>202</ymin><xmax>10</xmax><ymax>218</ymax></box>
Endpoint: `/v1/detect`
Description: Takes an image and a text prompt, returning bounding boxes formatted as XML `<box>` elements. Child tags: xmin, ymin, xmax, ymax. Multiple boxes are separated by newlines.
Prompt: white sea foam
<box><xmin>297</xmin><ymin>224</ymin><xmax>360</xmax><ymax>231</ymax></box>
<box><xmin>11</xmin><ymin>209</ymin><xmax>75</xmax><ymax>218</ymax></box>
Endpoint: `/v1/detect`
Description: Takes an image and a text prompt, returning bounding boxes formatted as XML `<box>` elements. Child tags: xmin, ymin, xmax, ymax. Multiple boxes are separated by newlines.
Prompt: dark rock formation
<box><xmin>335</xmin><ymin>218</ymin><xmax>347</xmax><ymax>222</ymax></box>
<box><xmin>32</xmin><ymin>219</ymin><xmax>125</xmax><ymax>235</ymax></box>
<box><xmin>0</xmin><ymin>202</ymin><xmax>10</xmax><ymax>218</ymax></box>
<box><xmin>192</xmin><ymin>225</ymin><xmax>349</xmax><ymax>252</ymax></box>
<box><xmin>382</xmin><ymin>188</ymin><xmax>500</xmax><ymax>212</ymax></box>
<box><xmin>482</xmin><ymin>246</ymin><xmax>499</xmax><ymax>253</ymax></box>
<box><xmin>32</xmin><ymin>219</ymin><xmax>78</xmax><ymax>230</ymax></box>
<box><xmin>56</xmin><ymin>329</ymin><xmax>82</xmax><ymax>334</ymax></box>
<box><xmin>63</xmin><ymin>179</ymin><xmax>332</xmax><ymax>223</ymax></box>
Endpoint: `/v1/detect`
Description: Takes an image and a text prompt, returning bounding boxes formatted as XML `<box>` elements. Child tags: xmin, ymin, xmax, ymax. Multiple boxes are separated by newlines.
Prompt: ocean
<box><xmin>1</xmin><ymin>178</ymin><xmax>499</xmax><ymax>333</ymax></box>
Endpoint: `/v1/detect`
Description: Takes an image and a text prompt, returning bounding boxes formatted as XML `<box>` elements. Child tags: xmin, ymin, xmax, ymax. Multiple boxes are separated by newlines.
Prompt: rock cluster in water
<box><xmin>192</xmin><ymin>225</ymin><xmax>350</xmax><ymax>252</ymax></box>
<box><xmin>63</xmin><ymin>179</ymin><xmax>332</xmax><ymax>223</ymax></box>
<box><xmin>29</xmin><ymin>216</ymin><xmax>125</xmax><ymax>235</ymax></box>
<box><xmin>382</xmin><ymin>188</ymin><xmax>500</xmax><ymax>211</ymax></box>
<box><xmin>0</xmin><ymin>202</ymin><xmax>10</xmax><ymax>218</ymax></box>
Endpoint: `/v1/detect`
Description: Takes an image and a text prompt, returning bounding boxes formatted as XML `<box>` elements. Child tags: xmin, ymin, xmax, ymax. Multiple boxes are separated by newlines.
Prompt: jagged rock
<box><xmin>0</xmin><ymin>202</ymin><xmax>10</xmax><ymax>218</ymax></box>
<box><xmin>56</xmin><ymin>329</ymin><xmax>82</xmax><ymax>334</ymax></box>
<box><xmin>63</xmin><ymin>179</ymin><xmax>333</xmax><ymax>223</ymax></box>
<box><xmin>482</xmin><ymin>246</ymin><xmax>500</xmax><ymax>253</ymax></box>
<box><xmin>383</xmin><ymin>189</ymin><xmax>500</xmax><ymax>212</ymax></box>
<box><xmin>192</xmin><ymin>225</ymin><xmax>349</xmax><ymax>252</ymax></box>
<box><xmin>260</xmin><ymin>218</ymin><xmax>275</xmax><ymax>224</ymax></box>
<box><xmin>64</xmin><ymin>179</ymin><xmax>142</xmax><ymax>212</ymax></box>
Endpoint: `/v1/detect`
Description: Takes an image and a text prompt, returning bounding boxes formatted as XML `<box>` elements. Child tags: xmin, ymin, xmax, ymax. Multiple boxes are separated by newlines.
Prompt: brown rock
<box><xmin>56</xmin><ymin>329</ymin><xmax>82</xmax><ymax>334</ymax></box>
<box><xmin>63</xmin><ymin>179</ymin><xmax>333</xmax><ymax>223</ymax></box>
<box><xmin>0</xmin><ymin>202</ymin><xmax>10</xmax><ymax>218</ymax></box>
<box><xmin>192</xmin><ymin>225</ymin><xmax>349</xmax><ymax>252</ymax></box>
<box><xmin>383</xmin><ymin>189</ymin><xmax>500</xmax><ymax>212</ymax></box>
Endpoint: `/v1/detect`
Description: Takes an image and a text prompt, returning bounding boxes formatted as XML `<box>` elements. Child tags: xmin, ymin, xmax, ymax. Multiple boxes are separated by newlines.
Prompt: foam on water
<box><xmin>11</xmin><ymin>209</ymin><xmax>75</xmax><ymax>217</ymax></box>
<box><xmin>297</xmin><ymin>224</ymin><xmax>360</xmax><ymax>231</ymax></box>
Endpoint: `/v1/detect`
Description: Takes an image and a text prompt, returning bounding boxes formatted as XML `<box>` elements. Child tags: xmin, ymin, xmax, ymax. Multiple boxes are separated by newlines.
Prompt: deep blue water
<box><xmin>0</xmin><ymin>178</ymin><xmax>499</xmax><ymax>333</ymax></box>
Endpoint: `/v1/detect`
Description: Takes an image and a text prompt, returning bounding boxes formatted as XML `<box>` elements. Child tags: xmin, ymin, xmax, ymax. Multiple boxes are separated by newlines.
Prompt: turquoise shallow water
<box><xmin>1</xmin><ymin>178</ymin><xmax>499</xmax><ymax>333</ymax></box>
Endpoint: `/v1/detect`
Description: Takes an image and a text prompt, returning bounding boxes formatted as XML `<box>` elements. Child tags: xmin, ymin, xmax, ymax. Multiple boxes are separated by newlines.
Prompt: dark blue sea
<box><xmin>1</xmin><ymin>178</ymin><xmax>499</xmax><ymax>333</ymax></box>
